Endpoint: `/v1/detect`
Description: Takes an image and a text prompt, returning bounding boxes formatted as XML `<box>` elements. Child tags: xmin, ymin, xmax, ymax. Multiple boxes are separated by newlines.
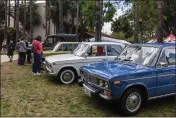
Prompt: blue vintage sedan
<box><xmin>80</xmin><ymin>43</ymin><xmax>176</xmax><ymax>116</ymax></box>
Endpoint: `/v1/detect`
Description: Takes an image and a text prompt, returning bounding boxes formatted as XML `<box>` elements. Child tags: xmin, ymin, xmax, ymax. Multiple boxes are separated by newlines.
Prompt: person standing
<box><xmin>16</xmin><ymin>37</ymin><xmax>26</xmax><ymax>65</ymax></box>
<box><xmin>32</xmin><ymin>35</ymin><xmax>43</xmax><ymax>76</ymax></box>
<box><xmin>2</xmin><ymin>39</ymin><xmax>7</xmax><ymax>54</ymax></box>
<box><xmin>7</xmin><ymin>40</ymin><xmax>15</xmax><ymax>62</ymax></box>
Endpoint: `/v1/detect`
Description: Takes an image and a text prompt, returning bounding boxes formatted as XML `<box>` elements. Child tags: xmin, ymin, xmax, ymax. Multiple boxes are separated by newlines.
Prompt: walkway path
<box><xmin>1</xmin><ymin>55</ymin><xmax>18</xmax><ymax>63</ymax></box>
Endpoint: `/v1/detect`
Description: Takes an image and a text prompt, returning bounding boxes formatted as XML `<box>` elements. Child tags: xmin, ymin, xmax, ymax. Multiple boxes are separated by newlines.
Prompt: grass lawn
<box><xmin>1</xmin><ymin>61</ymin><xmax>176</xmax><ymax>117</ymax></box>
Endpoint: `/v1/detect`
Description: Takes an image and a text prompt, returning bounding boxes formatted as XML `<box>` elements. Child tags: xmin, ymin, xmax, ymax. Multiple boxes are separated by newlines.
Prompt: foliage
<box><xmin>50</xmin><ymin>0</ymin><xmax>116</xmax><ymax>32</ymax></box>
<box><xmin>111</xmin><ymin>13</ymin><xmax>134</xmax><ymax>39</ymax></box>
<box><xmin>163</xmin><ymin>0</ymin><xmax>176</xmax><ymax>35</ymax></box>
<box><xmin>18</xmin><ymin>2</ymin><xmax>41</xmax><ymax>31</ymax></box>
<box><xmin>111</xmin><ymin>0</ymin><xmax>176</xmax><ymax>42</ymax></box>
<box><xmin>112</xmin><ymin>31</ymin><xmax>126</xmax><ymax>40</ymax></box>
<box><xmin>80</xmin><ymin>1</ymin><xmax>116</xmax><ymax>31</ymax></box>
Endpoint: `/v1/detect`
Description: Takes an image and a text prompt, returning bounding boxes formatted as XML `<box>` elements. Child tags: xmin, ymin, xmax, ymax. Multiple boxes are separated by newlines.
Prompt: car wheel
<box><xmin>119</xmin><ymin>88</ymin><xmax>143</xmax><ymax>116</ymax></box>
<box><xmin>58</xmin><ymin>68</ymin><xmax>76</xmax><ymax>84</ymax></box>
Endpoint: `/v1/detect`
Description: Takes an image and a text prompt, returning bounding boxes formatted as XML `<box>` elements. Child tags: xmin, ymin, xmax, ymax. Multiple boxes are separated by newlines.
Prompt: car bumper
<box><xmin>83</xmin><ymin>83</ymin><xmax>112</xmax><ymax>100</ymax></box>
<box><xmin>45</xmin><ymin>66</ymin><xmax>56</xmax><ymax>75</ymax></box>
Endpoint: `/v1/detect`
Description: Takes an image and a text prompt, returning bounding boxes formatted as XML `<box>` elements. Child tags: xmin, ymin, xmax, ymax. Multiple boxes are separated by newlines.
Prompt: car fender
<box><xmin>120</xmin><ymin>82</ymin><xmax>149</xmax><ymax>99</ymax></box>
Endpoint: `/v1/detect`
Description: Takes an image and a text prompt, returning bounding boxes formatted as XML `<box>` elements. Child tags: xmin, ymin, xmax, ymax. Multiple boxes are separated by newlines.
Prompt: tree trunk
<box><xmin>5</xmin><ymin>0</ymin><xmax>7</xmax><ymax>40</ymax></box>
<box><xmin>76</xmin><ymin>0</ymin><xmax>79</xmax><ymax>34</ymax></box>
<box><xmin>45</xmin><ymin>0</ymin><xmax>48</xmax><ymax>36</ymax></box>
<box><xmin>30</xmin><ymin>0</ymin><xmax>33</xmax><ymax>41</ymax></box>
<box><xmin>8</xmin><ymin>0</ymin><xmax>10</xmax><ymax>26</ymax></box>
<box><xmin>14</xmin><ymin>0</ymin><xmax>16</xmax><ymax>27</ymax></box>
<box><xmin>59</xmin><ymin>0</ymin><xmax>63</xmax><ymax>32</ymax></box>
<box><xmin>15</xmin><ymin>0</ymin><xmax>19</xmax><ymax>43</ymax></box>
<box><xmin>95</xmin><ymin>0</ymin><xmax>101</xmax><ymax>41</ymax></box>
<box><xmin>23</xmin><ymin>0</ymin><xmax>26</xmax><ymax>35</ymax></box>
<box><xmin>134</xmin><ymin>0</ymin><xmax>139</xmax><ymax>43</ymax></box>
<box><xmin>157</xmin><ymin>0</ymin><xmax>163</xmax><ymax>43</ymax></box>
<box><xmin>47</xmin><ymin>1</ymin><xmax>51</xmax><ymax>35</ymax></box>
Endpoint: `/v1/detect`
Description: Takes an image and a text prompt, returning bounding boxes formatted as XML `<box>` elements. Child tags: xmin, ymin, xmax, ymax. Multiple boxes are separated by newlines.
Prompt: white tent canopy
<box><xmin>164</xmin><ymin>33</ymin><xmax>176</xmax><ymax>42</ymax></box>
<box><xmin>148</xmin><ymin>33</ymin><xmax>176</xmax><ymax>43</ymax></box>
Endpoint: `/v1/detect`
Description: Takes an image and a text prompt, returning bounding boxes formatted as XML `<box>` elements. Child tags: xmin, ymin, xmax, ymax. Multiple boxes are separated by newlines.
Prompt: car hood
<box><xmin>45</xmin><ymin>54</ymin><xmax>84</xmax><ymax>63</ymax></box>
<box><xmin>81</xmin><ymin>61</ymin><xmax>151</xmax><ymax>80</ymax></box>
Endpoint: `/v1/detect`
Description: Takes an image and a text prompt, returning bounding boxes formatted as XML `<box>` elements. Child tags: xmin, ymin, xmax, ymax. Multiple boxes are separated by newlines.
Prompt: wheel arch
<box><xmin>120</xmin><ymin>83</ymin><xmax>149</xmax><ymax>102</ymax></box>
<box><xmin>57</xmin><ymin>66</ymin><xmax>78</xmax><ymax>77</ymax></box>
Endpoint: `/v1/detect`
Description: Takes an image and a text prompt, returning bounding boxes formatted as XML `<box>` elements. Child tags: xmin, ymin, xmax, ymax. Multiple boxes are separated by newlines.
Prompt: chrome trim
<box><xmin>123</xmin><ymin>76</ymin><xmax>156</xmax><ymax>81</ymax></box>
<box><xmin>158</xmin><ymin>74</ymin><xmax>175</xmax><ymax>77</ymax></box>
<box><xmin>99</xmin><ymin>93</ymin><xmax>111</xmax><ymax>100</ymax></box>
<box><xmin>46</xmin><ymin>66</ymin><xmax>55</xmax><ymax>75</ymax></box>
<box><xmin>123</xmin><ymin>73</ymin><xmax>175</xmax><ymax>81</ymax></box>
<box><xmin>83</xmin><ymin>83</ymin><xmax>96</xmax><ymax>93</ymax></box>
<box><xmin>149</xmin><ymin>93</ymin><xmax>176</xmax><ymax>100</ymax></box>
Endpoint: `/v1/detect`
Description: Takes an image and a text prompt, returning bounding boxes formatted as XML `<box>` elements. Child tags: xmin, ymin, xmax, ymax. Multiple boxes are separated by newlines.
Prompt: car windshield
<box><xmin>115</xmin><ymin>45</ymin><xmax>160</xmax><ymax>66</ymax></box>
<box><xmin>52</xmin><ymin>43</ymin><xmax>60</xmax><ymax>52</ymax></box>
<box><xmin>73</xmin><ymin>43</ymin><xmax>89</xmax><ymax>57</ymax></box>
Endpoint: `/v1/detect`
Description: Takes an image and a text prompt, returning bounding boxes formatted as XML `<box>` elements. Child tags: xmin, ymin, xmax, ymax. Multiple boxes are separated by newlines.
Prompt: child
<box><xmin>7</xmin><ymin>40</ymin><xmax>15</xmax><ymax>62</ymax></box>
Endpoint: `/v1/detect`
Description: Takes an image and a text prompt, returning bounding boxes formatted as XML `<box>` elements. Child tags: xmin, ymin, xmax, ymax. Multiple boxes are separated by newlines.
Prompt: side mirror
<box><xmin>158</xmin><ymin>62</ymin><xmax>168</xmax><ymax>68</ymax></box>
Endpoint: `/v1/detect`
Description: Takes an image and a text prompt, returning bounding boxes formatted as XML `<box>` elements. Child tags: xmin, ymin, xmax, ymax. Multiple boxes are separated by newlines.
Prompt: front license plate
<box><xmin>84</xmin><ymin>87</ymin><xmax>91</xmax><ymax>97</ymax></box>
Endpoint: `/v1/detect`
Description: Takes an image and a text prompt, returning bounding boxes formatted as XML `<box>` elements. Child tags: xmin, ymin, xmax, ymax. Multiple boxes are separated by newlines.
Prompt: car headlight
<box><xmin>99</xmin><ymin>80</ymin><xmax>104</xmax><ymax>87</ymax></box>
<box><xmin>104</xmin><ymin>81</ymin><xmax>109</xmax><ymax>89</ymax></box>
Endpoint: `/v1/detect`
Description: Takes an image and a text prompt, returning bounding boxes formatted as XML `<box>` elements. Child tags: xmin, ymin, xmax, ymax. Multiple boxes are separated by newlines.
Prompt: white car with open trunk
<box><xmin>45</xmin><ymin>41</ymin><xmax>129</xmax><ymax>84</ymax></box>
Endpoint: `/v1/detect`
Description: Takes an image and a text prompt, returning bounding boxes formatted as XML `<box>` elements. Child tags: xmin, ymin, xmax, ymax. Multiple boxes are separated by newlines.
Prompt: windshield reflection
<box><xmin>116</xmin><ymin>45</ymin><xmax>159</xmax><ymax>66</ymax></box>
<box><xmin>73</xmin><ymin>43</ymin><xmax>89</xmax><ymax>57</ymax></box>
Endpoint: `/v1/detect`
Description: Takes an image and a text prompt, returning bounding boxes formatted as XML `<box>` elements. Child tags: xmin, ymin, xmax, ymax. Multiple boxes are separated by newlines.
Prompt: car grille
<box><xmin>89</xmin><ymin>74</ymin><xmax>99</xmax><ymax>85</ymax></box>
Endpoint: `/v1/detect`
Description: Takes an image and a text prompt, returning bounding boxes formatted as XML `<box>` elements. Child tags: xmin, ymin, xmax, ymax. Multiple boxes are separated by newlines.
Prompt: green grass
<box><xmin>1</xmin><ymin>61</ymin><xmax>176</xmax><ymax>117</ymax></box>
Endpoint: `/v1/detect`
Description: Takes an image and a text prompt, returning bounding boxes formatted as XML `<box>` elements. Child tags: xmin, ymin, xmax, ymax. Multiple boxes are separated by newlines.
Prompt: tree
<box><xmin>17</xmin><ymin>1</ymin><xmax>41</xmax><ymax>33</ymax></box>
<box><xmin>15</xmin><ymin>0</ymin><xmax>19</xmax><ymax>43</ymax></box>
<box><xmin>5</xmin><ymin>0</ymin><xmax>7</xmax><ymax>40</ymax></box>
<box><xmin>157</xmin><ymin>0</ymin><xmax>164</xmax><ymax>43</ymax></box>
<box><xmin>111</xmin><ymin>14</ymin><xmax>134</xmax><ymax>39</ymax></box>
<box><xmin>0</xmin><ymin>1</ymin><xmax>5</xmax><ymax>25</ymax></box>
<box><xmin>8</xmin><ymin>0</ymin><xmax>10</xmax><ymax>26</ymax></box>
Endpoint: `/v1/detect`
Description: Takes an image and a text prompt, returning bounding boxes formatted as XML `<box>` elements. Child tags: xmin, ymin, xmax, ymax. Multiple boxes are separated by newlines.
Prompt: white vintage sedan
<box><xmin>45</xmin><ymin>42</ymin><xmax>129</xmax><ymax>84</ymax></box>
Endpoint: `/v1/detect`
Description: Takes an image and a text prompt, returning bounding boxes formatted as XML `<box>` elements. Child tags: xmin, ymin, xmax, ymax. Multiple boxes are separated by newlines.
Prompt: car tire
<box><xmin>58</xmin><ymin>68</ymin><xmax>76</xmax><ymax>84</ymax></box>
<box><xmin>119</xmin><ymin>88</ymin><xmax>143</xmax><ymax>116</ymax></box>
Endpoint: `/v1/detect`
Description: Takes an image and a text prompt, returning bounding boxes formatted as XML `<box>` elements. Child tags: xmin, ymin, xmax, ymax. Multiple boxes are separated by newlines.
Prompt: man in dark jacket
<box><xmin>7</xmin><ymin>40</ymin><xmax>15</xmax><ymax>62</ymax></box>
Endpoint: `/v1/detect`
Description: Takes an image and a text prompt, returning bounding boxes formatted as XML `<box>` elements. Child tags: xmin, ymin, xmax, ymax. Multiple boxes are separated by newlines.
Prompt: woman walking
<box><xmin>7</xmin><ymin>40</ymin><xmax>15</xmax><ymax>62</ymax></box>
<box><xmin>32</xmin><ymin>35</ymin><xmax>43</xmax><ymax>76</ymax></box>
<box><xmin>16</xmin><ymin>37</ymin><xmax>26</xmax><ymax>65</ymax></box>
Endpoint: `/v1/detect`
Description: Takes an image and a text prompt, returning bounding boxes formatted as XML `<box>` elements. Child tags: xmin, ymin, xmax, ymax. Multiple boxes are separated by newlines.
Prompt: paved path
<box><xmin>1</xmin><ymin>55</ymin><xmax>18</xmax><ymax>63</ymax></box>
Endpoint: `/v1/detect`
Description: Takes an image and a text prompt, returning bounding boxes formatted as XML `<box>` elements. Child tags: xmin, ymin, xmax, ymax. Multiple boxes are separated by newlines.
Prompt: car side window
<box><xmin>158</xmin><ymin>48</ymin><xmax>176</xmax><ymax>66</ymax></box>
<box><xmin>107</xmin><ymin>45</ymin><xmax>122</xmax><ymax>56</ymax></box>
<box><xmin>62</xmin><ymin>44</ymin><xmax>72</xmax><ymax>51</ymax></box>
<box><xmin>87</xmin><ymin>45</ymin><xmax>106</xmax><ymax>57</ymax></box>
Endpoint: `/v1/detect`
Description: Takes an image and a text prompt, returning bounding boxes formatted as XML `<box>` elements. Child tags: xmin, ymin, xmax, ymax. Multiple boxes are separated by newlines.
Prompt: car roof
<box><xmin>57</xmin><ymin>42</ymin><xmax>79</xmax><ymax>44</ymax></box>
<box><xmin>81</xmin><ymin>41</ymin><xmax>126</xmax><ymax>45</ymax></box>
<box><xmin>131</xmin><ymin>43</ymin><xmax>176</xmax><ymax>48</ymax></box>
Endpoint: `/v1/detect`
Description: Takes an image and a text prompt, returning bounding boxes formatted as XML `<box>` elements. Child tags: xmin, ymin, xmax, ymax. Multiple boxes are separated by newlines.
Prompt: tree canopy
<box><xmin>111</xmin><ymin>0</ymin><xmax>176</xmax><ymax>42</ymax></box>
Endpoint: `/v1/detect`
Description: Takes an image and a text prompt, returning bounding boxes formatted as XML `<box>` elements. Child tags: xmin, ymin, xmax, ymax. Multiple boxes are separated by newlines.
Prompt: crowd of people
<box><xmin>1</xmin><ymin>35</ymin><xmax>43</xmax><ymax>76</ymax></box>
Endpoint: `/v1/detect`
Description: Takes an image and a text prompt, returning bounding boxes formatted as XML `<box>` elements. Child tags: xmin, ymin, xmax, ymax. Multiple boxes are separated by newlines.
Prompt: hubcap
<box><xmin>63</xmin><ymin>72</ymin><xmax>73</xmax><ymax>82</ymax></box>
<box><xmin>126</xmin><ymin>92</ymin><xmax>141</xmax><ymax>113</ymax></box>
<box><xmin>60</xmin><ymin>70</ymin><xmax>75</xmax><ymax>84</ymax></box>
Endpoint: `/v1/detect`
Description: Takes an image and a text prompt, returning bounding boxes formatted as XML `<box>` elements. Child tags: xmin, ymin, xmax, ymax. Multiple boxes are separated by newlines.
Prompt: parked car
<box><xmin>45</xmin><ymin>42</ymin><xmax>129</xmax><ymax>84</ymax></box>
<box><xmin>43</xmin><ymin>42</ymin><xmax>79</xmax><ymax>57</ymax></box>
<box><xmin>52</xmin><ymin>42</ymin><xmax>79</xmax><ymax>52</ymax></box>
<box><xmin>42</xmin><ymin>33</ymin><xmax>78</xmax><ymax>50</ymax></box>
<box><xmin>80</xmin><ymin>43</ymin><xmax>176</xmax><ymax>116</ymax></box>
